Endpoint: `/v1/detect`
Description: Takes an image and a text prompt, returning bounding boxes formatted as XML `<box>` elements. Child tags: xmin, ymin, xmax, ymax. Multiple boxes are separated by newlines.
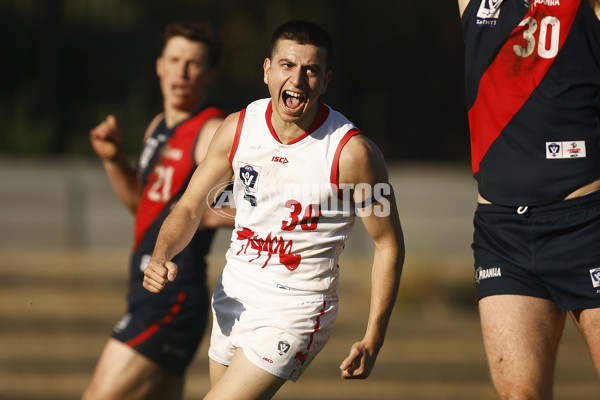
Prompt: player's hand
<box><xmin>143</xmin><ymin>257</ymin><xmax>178</xmax><ymax>293</ymax></box>
<box><xmin>90</xmin><ymin>114</ymin><xmax>124</xmax><ymax>162</ymax></box>
<box><xmin>339</xmin><ymin>341</ymin><xmax>378</xmax><ymax>379</ymax></box>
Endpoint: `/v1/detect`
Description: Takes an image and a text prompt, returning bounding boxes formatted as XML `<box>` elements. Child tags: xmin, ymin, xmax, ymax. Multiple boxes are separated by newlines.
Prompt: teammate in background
<box><xmin>459</xmin><ymin>1</ymin><xmax>600</xmax><ymax>398</ymax></box>
<box><xmin>83</xmin><ymin>21</ymin><xmax>232</xmax><ymax>400</ymax></box>
<box><xmin>143</xmin><ymin>20</ymin><xmax>405</xmax><ymax>400</ymax></box>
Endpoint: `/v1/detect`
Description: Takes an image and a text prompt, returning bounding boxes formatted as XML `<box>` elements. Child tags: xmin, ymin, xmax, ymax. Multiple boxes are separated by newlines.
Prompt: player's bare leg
<box><xmin>82</xmin><ymin>338</ymin><xmax>184</xmax><ymax>400</ymax></box>
<box><xmin>479</xmin><ymin>295</ymin><xmax>566</xmax><ymax>400</ymax></box>
<box><xmin>208</xmin><ymin>357</ymin><xmax>229</xmax><ymax>387</ymax></box>
<box><xmin>204</xmin><ymin>348</ymin><xmax>286</xmax><ymax>400</ymax></box>
<box><xmin>571</xmin><ymin>307</ymin><xmax>600</xmax><ymax>376</ymax></box>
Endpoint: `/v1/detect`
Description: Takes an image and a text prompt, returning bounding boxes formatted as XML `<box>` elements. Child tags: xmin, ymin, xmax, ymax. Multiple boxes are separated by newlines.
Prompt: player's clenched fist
<box><xmin>143</xmin><ymin>257</ymin><xmax>178</xmax><ymax>293</ymax></box>
<box><xmin>339</xmin><ymin>341</ymin><xmax>377</xmax><ymax>379</ymax></box>
<box><xmin>90</xmin><ymin>114</ymin><xmax>124</xmax><ymax>162</ymax></box>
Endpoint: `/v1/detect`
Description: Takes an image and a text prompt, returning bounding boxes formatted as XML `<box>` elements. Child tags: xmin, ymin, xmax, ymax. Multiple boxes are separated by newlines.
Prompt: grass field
<box><xmin>1</xmin><ymin>249</ymin><xmax>599</xmax><ymax>400</ymax></box>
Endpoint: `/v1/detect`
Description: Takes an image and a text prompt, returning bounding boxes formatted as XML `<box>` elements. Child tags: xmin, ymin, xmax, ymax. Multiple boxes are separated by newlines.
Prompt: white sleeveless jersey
<box><xmin>224</xmin><ymin>98</ymin><xmax>360</xmax><ymax>300</ymax></box>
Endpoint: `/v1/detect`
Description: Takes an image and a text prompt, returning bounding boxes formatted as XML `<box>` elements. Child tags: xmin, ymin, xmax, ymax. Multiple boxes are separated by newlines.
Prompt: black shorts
<box><xmin>473</xmin><ymin>190</ymin><xmax>600</xmax><ymax>312</ymax></box>
<box><xmin>112</xmin><ymin>281</ymin><xmax>209</xmax><ymax>376</ymax></box>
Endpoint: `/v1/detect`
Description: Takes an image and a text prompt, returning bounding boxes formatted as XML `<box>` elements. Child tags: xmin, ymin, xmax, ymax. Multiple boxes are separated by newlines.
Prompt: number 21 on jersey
<box><xmin>148</xmin><ymin>165</ymin><xmax>174</xmax><ymax>202</ymax></box>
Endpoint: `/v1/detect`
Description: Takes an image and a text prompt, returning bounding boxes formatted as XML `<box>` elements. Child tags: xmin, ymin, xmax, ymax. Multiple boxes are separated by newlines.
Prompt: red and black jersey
<box><xmin>134</xmin><ymin>106</ymin><xmax>225</xmax><ymax>250</ymax></box>
<box><xmin>462</xmin><ymin>0</ymin><xmax>600</xmax><ymax>206</ymax></box>
<box><xmin>114</xmin><ymin>106</ymin><xmax>225</xmax><ymax>369</ymax></box>
<box><xmin>127</xmin><ymin>106</ymin><xmax>225</xmax><ymax>307</ymax></box>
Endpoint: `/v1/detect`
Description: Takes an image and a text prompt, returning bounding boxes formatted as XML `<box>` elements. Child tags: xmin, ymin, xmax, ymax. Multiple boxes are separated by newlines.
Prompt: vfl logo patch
<box><xmin>475</xmin><ymin>266</ymin><xmax>502</xmax><ymax>284</ymax></box>
<box><xmin>590</xmin><ymin>268</ymin><xmax>600</xmax><ymax>289</ymax></box>
<box><xmin>139</xmin><ymin>134</ymin><xmax>168</xmax><ymax>169</ymax></box>
<box><xmin>546</xmin><ymin>141</ymin><xmax>587</xmax><ymax>159</ymax></box>
<box><xmin>547</xmin><ymin>142</ymin><xmax>561</xmax><ymax>157</ymax></box>
<box><xmin>139</xmin><ymin>137</ymin><xmax>159</xmax><ymax>169</ymax></box>
<box><xmin>239</xmin><ymin>163</ymin><xmax>261</xmax><ymax>206</ymax></box>
<box><xmin>476</xmin><ymin>0</ymin><xmax>504</xmax><ymax>26</ymax></box>
<box><xmin>278</xmin><ymin>340</ymin><xmax>291</xmax><ymax>356</ymax></box>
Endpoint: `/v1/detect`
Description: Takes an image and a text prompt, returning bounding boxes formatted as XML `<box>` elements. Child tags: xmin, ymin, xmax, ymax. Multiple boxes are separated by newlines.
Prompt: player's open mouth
<box><xmin>282</xmin><ymin>90</ymin><xmax>305</xmax><ymax>112</ymax></box>
<box><xmin>172</xmin><ymin>84</ymin><xmax>190</xmax><ymax>96</ymax></box>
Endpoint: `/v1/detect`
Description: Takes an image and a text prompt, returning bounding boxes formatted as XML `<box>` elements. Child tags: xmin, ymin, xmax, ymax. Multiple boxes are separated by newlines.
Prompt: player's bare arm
<box><xmin>193</xmin><ymin>116</ymin><xmax>225</xmax><ymax>164</ymax></box>
<box><xmin>337</xmin><ymin>134</ymin><xmax>405</xmax><ymax>379</ymax></box>
<box><xmin>193</xmin><ymin>115</ymin><xmax>237</xmax><ymax>229</ymax></box>
<box><xmin>143</xmin><ymin>112</ymin><xmax>240</xmax><ymax>293</ymax></box>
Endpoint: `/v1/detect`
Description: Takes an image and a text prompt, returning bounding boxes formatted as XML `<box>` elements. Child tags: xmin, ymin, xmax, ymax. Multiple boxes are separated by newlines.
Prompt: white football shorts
<box><xmin>208</xmin><ymin>273</ymin><xmax>338</xmax><ymax>382</ymax></box>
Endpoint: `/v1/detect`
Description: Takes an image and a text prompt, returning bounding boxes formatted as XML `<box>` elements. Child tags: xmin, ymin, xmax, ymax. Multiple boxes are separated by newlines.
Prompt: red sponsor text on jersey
<box><xmin>235</xmin><ymin>227</ymin><xmax>301</xmax><ymax>271</ymax></box>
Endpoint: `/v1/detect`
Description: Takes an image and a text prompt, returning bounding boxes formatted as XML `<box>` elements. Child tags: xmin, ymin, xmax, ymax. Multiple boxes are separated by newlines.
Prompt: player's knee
<box><xmin>82</xmin><ymin>378</ymin><xmax>135</xmax><ymax>400</ymax></box>
<box><xmin>497</xmin><ymin>392</ymin><xmax>546</xmax><ymax>400</ymax></box>
<box><xmin>494</xmin><ymin>379</ymin><xmax>552</xmax><ymax>400</ymax></box>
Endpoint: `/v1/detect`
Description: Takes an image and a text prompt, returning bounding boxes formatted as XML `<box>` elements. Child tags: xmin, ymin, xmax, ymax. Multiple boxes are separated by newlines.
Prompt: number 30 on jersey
<box><xmin>514</xmin><ymin>15</ymin><xmax>560</xmax><ymax>59</ymax></box>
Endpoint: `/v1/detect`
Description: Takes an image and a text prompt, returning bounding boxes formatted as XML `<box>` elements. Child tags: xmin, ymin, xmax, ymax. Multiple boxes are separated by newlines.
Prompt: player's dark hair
<box><xmin>159</xmin><ymin>21</ymin><xmax>222</xmax><ymax>69</ymax></box>
<box><xmin>270</xmin><ymin>20</ymin><xmax>333</xmax><ymax>69</ymax></box>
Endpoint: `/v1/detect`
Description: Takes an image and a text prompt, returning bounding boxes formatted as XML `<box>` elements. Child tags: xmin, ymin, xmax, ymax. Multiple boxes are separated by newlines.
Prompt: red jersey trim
<box><xmin>229</xmin><ymin>109</ymin><xmax>246</xmax><ymax>166</ymax></box>
<box><xmin>468</xmin><ymin>2</ymin><xmax>578</xmax><ymax>174</ymax></box>
<box><xmin>331</xmin><ymin>129</ymin><xmax>362</xmax><ymax>199</ymax></box>
<box><xmin>125</xmin><ymin>292</ymin><xmax>186</xmax><ymax>347</ymax></box>
<box><xmin>265</xmin><ymin>100</ymin><xmax>330</xmax><ymax>144</ymax></box>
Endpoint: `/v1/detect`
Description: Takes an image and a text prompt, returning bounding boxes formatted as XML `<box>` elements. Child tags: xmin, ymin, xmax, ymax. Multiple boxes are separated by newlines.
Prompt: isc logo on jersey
<box><xmin>476</xmin><ymin>0</ymin><xmax>504</xmax><ymax>26</ymax></box>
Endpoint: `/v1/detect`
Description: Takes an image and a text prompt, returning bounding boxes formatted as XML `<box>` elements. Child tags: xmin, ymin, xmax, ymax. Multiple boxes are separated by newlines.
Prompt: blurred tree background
<box><xmin>0</xmin><ymin>0</ymin><xmax>469</xmax><ymax>162</ymax></box>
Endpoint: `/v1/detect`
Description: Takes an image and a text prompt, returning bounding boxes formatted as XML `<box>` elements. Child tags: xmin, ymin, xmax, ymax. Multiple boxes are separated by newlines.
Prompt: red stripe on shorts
<box><xmin>307</xmin><ymin>301</ymin><xmax>327</xmax><ymax>350</ymax></box>
<box><xmin>126</xmin><ymin>292</ymin><xmax>186</xmax><ymax>347</ymax></box>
